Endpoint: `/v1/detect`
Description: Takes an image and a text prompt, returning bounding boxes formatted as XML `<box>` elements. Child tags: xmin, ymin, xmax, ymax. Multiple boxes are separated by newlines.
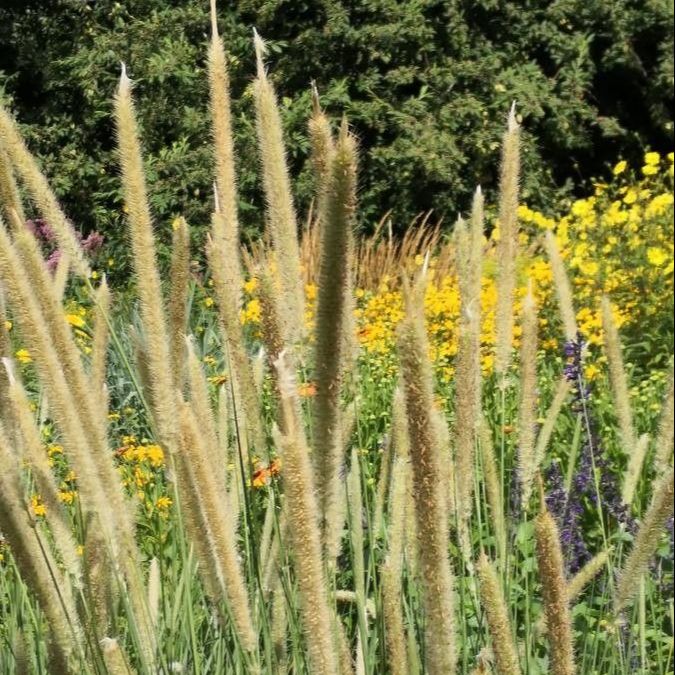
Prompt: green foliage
<box><xmin>0</xmin><ymin>0</ymin><xmax>673</xmax><ymax>257</ymax></box>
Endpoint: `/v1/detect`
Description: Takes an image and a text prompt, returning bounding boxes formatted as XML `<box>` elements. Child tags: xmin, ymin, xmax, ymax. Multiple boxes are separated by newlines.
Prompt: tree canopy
<box><xmin>0</xmin><ymin>0</ymin><xmax>672</xmax><ymax>259</ymax></box>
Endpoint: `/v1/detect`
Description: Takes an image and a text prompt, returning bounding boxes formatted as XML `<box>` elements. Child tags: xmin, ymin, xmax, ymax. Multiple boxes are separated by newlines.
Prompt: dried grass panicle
<box><xmin>147</xmin><ymin>557</ymin><xmax>161</xmax><ymax>634</ymax></box>
<box><xmin>10</xmin><ymin>226</ymin><xmax>141</xmax><ymax>586</ymax></box>
<box><xmin>535</xmin><ymin>496</ymin><xmax>576</xmax><ymax>675</ymax></box>
<box><xmin>622</xmin><ymin>433</ymin><xmax>650</xmax><ymax>507</ymax></box>
<box><xmin>476</xmin><ymin>552</ymin><xmax>521</xmax><ymax>675</ymax></box>
<box><xmin>567</xmin><ymin>550</ymin><xmax>609</xmax><ymax>602</ymax></box>
<box><xmin>256</xmin><ymin>264</ymin><xmax>285</xmax><ymax>365</ymax></box>
<box><xmin>185</xmin><ymin>336</ymin><xmax>227</xmax><ymax>492</ymax></box>
<box><xmin>101</xmin><ymin>638</ymin><xmax>135</xmax><ymax>675</ymax></box>
<box><xmin>208</xmin><ymin>0</ymin><xmax>244</xmax><ymax>297</ymax></box>
<box><xmin>273</xmin><ymin>353</ymin><xmax>341</xmax><ymax>675</ymax></box>
<box><xmin>397</xmin><ymin>280</ymin><xmax>456</xmax><ymax>675</ymax></box>
<box><xmin>654</xmin><ymin>366</ymin><xmax>674</xmax><ymax>475</ymax></box>
<box><xmin>373</xmin><ymin>433</ymin><xmax>394</xmax><ymax>537</ymax></box>
<box><xmin>348</xmin><ymin>447</ymin><xmax>365</xmax><ymax>584</ymax></box>
<box><xmin>309</xmin><ymin>85</ymin><xmax>336</xmax><ymax>209</ymax></box>
<box><xmin>381</xmin><ymin>452</ymin><xmax>410</xmax><ymax>675</ymax></box>
<box><xmin>11</xmin><ymin>227</ymin><xmax>109</xmax><ymax>451</ymax></box>
<box><xmin>377</xmin><ymin>386</ymin><xmax>411</xmax><ymax>536</ymax></box>
<box><xmin>7</xmin><ymin>371</ymin><xmax>82</xmax><ymax>586</ymax></box>
<box><xmin>534</xmin><ymin>376</ymin><xmax>571</xmax><ymax>470</ymax></box>
<box><xmin>615</xmin><ymin>467</ymin><xmax>674</xmax><ymax>612</ymax></box>
<box><xmin>479</xmin><ymin>418</ymin><xmax>507</xmax><ymax>563</ymax></box>
<box><xmin>0</xmin><ymin>224</ymin><xmax>123</xmax><ymax>553</ymax></box>
<box><xmin>544</xmin><ymin>231</ymin><xmax>578</xmax><ymax>343</ymax></box>
<box><xmin>518</xmin><ymin>285</ymin><xmax>539</xmax><ymax>509</ymax></box>
<box><xmin>0</xmin><ymin>141</ymin><xmax>25</xmax><ymax>225</ymax></box>
<box><xmin>271</xmin><ymin>578</ymin><xmax>289</xmax><ymax>674</ymax></box>
<box><xmin>82</xmin><ymin>519</ymin><xmax>116</xmax><ymax>639</ymax></box>
<box><xmin>312</xmin><ymin>122</ymin><xmax>357</xmax><ymax>537</ymax></box>
<box><xmin>253</xmin><ymin>32</ymin><xmax>304</xmax><ymax>342</ymax></box>
<box><xmin>167</xmin><ymin>217</ymin><xmax>191</xmax><ymax>385</ymax></box>
<box><xmin>12</xmin><ymin>631</ymin><xmax>32</xmax><ymax>675</ymax></box>
<box><xmin>453</xmin><ymin>190</ymin><xmax>485</xmax><ymax>536</ymax></box>
<box><xmin>0</xmin><ymin>423</ymin><xmax>82</xmax><ymax>670</ymax></box>
<box><xmin>177</xmin><ymin>402</ymin><xmax>258</xmax><ymax>653</ymax></box>
<box><xmin>0</xmin><ymin>284</ymin><xmax>12</xmax><ymax>423</ymax></box>
<box><xmin>206</xmin><ymin>224</ymin><xmax>264</xmax><ymax>453</ymax></box>
<box><xmin>91</xmin><ymin>277</ymin><xmax>112</xmax><ymax>415</ymax></box>
<box><xmin>601</xmin><ymin>296</ymin><xmax>636</xmax><ymax>457</ymax></box>
<box><xmin>114</xmin><ymin>67</ymin><xmax>177</xmax><ymax>450</ymax></box>
<box><xmin>494</xmin><ymin>106</ymin><xmax>521</xmax><ymax>378</ymax></box>
<box><xmin>0</xmin><ymin>107</ymin><xmax>89</xmax><ymax>277</ymax></box>
<box><xmin>53</xmin><ymin>250</ymin><xmax>70</xmax><ymax>300</ymax></box>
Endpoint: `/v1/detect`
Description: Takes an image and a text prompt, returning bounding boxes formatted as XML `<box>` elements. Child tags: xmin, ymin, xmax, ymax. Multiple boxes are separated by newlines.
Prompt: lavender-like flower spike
<box><xmin>546</xmin><ymin>334</ymin><xmax>634</xmax><ymax>574</ymax></box>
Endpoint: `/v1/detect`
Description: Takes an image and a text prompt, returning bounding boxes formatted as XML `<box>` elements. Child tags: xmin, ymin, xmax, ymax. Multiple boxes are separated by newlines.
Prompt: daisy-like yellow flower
<box><xmin>65</xmin><ymin>313</ymin><xmax>86</xmax><ymax>329</ymax></box>
<box><xmin>15</xmin><ymin>348</ymin><xmax>32</xmax><ymax>364</ymax></box>
<box><xmin>156</xmin><ymin>496</ymin><xmax>172</xmax><ymax>510</ymax></box>
<box><xmin>31</xmin><ymin>496</ymin><xmax>46</xmax><ymax>517</ymax></box>
<box><xmin>243</xmin><ymin>277</ymin><xmax>258</xmax><ymax>294</ymax></box>
<box><xmin>647</xmin><ymin>247</ymin><xmax>669</xmax><ymax>267</ymax></box>
<box><xmin>612</xmin><ymin>160</ymin><xmax>627</xmax><ymax>175</ymax></box>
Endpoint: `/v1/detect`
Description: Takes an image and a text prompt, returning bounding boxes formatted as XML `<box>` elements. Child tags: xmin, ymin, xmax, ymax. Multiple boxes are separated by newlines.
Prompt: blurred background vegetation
<box><xmin>0</xmin><ymin>0</ymin><xmax>672</xmax><ymax>271</ymax></box>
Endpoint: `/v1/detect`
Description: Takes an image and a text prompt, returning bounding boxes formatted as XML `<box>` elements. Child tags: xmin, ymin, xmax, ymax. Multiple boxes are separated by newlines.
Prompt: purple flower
<box><xmin>46</xmin><ymin>249</ymin><xmax>62</xmax><ymax>272</ymax></box>
<box><xmin>545</xmin><ymin>460</ymin><xmax>589</xmax><ymax>575</ymax></box>
<box><xmin>547</xmin><ymin>335</ymin><xmax>634</xmax><ymax>574</ymax></box>
<box><xmin>22</xmin><ymin>216</ymin><xmax>105</xmax><ymax>272</ymax></box>
<box><xmin>82</xmin><ymin>231</ymin><xmax>104</xmax><ymax>253</ymax></box>
<box><xmin>564</xmin><ymin>333</ymin><xmax>590</xmax><ymax>408</ymax></box>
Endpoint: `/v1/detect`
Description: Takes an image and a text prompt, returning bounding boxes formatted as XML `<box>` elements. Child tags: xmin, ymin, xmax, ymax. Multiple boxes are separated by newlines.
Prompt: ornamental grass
<box><xmin>0</xmin><ymin>4</ymin><xmax>673</xmax><ymax>674</ymax></box>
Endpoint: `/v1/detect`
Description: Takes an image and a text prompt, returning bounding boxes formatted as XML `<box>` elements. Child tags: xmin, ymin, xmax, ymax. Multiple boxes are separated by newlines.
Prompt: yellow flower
<box><xmin>612</xmin><ymin>160</ymin><xmax>627</xmax><ymax>176</ymax></box>
<box><xmin>647</xmin><ymin>247</ymin><xmax>669</xmax><ymax>267</ymax></box>
<box><xmin>58</xmin><ymin>490</ymin><xmax>77</xmax><ymax>505</ymax></box>
<box><xmin>31</xmin><ymin>496</ymin><xmax>46</xmax><ymax>517</ymax></box>
<box><xmin>156</xmin><ymin>496</ymin><xmax>172</xmax><ymax>510</ymax></box>
<box><xmin>65</xmin><ymin>313</ymin><xmax>86</xmax><ymax>329</ymax></box>
<box><xmin>15</xmin><ymin>348</ymin><xmax>32</xmax><ymax>364</ymax></box>
<box><xmin>240</xmin><ymin>298</ymin><xmax>261</xmax><ymax>324</ymax></box>
<box><xmin>208</xmin><ymin>373</ymin><xmax>229</xmax><ymax>387</ymax></box>
<box><xmin>243</xmin><ymin>277</ymin><xmax>258</xmax><ymax>294</ymax></box>
<box><xmin>140</xmin><ymin>444</ymin><xmax>165</xmax><ymax>467</ymax></box>
<box><xmin>623</xmin><ymin>190</ymin><xmax>637</xmax><ymax>205</ymax></box>
<box><xmin>305</xmin><ymin>283</ymin><xmax>317</xmax><ymax>301</ymax></box>
<box><xmin>644</xmin><ymin>151</ymin><xmax>660</xmax><ymax>166</ymax></box>
<box><xmin>47</xmin><ymin>444</ymin><xmax>64</xmax><ymax>457</ymax></box>
<box><xmin>641</xmin><ymin>165</ymin><xmax>658</xmax><ymax>176</ymax></box>
<box><xmin>584</xmin><ymin>364</ymin><xmax>601</xmax><ymax>381</ymax></box>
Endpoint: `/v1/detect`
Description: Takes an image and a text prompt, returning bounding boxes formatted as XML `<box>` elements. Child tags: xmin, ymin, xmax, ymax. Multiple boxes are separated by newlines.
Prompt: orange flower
<box><xmin>252</xmin><ymin>465</ymin><xmax>271</xmax><ymax>488</ymax></box>
<box><xmin>297</xmin><ymin>382</ymin><xmax>317</xmax><ymax>397</ymax></box>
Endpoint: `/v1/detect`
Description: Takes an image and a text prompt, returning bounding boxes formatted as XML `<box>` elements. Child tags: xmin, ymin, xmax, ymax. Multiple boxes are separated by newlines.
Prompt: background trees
<box><xmin>0</xmin><ymin>0</ymin><xmax>672</xmax><ymax>264</ymax></box>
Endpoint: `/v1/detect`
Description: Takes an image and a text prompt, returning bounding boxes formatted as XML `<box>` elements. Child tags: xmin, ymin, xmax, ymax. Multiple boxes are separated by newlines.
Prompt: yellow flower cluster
<box><xmin>520</xmin><ymin>151</ymin><xmax>674</xmax><ymax>344</ymax></box>
<box><xmin>238</xmin><ymin>153</ymin><xmax>672</xmax><ymax>382</ymax></box>
<box><xmin>116</xmin><ymin>437</ymin><xmax>165</xmax><ymax>468</ymax></box>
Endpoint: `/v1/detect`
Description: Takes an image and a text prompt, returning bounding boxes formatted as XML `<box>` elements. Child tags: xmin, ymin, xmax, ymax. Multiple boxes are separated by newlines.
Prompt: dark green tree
<box><xmin>0</xmin><ymin>0</ymin><xmax>672</xmax><ymax>269</ymax></box>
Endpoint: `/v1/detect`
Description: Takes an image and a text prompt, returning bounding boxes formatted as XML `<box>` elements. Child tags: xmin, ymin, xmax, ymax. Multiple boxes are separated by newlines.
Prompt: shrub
<box><xmin>0</xmin><ymin>0</ymin><xmax>672</xmax><ymax>258</ymax></box>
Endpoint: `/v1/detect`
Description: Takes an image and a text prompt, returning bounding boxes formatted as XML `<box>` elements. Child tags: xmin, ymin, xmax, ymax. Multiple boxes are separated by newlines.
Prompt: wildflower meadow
<box><xmin>0</xmin><ymin>5</ymin><xmax>673</xmax><ymax>675</ymax></box>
